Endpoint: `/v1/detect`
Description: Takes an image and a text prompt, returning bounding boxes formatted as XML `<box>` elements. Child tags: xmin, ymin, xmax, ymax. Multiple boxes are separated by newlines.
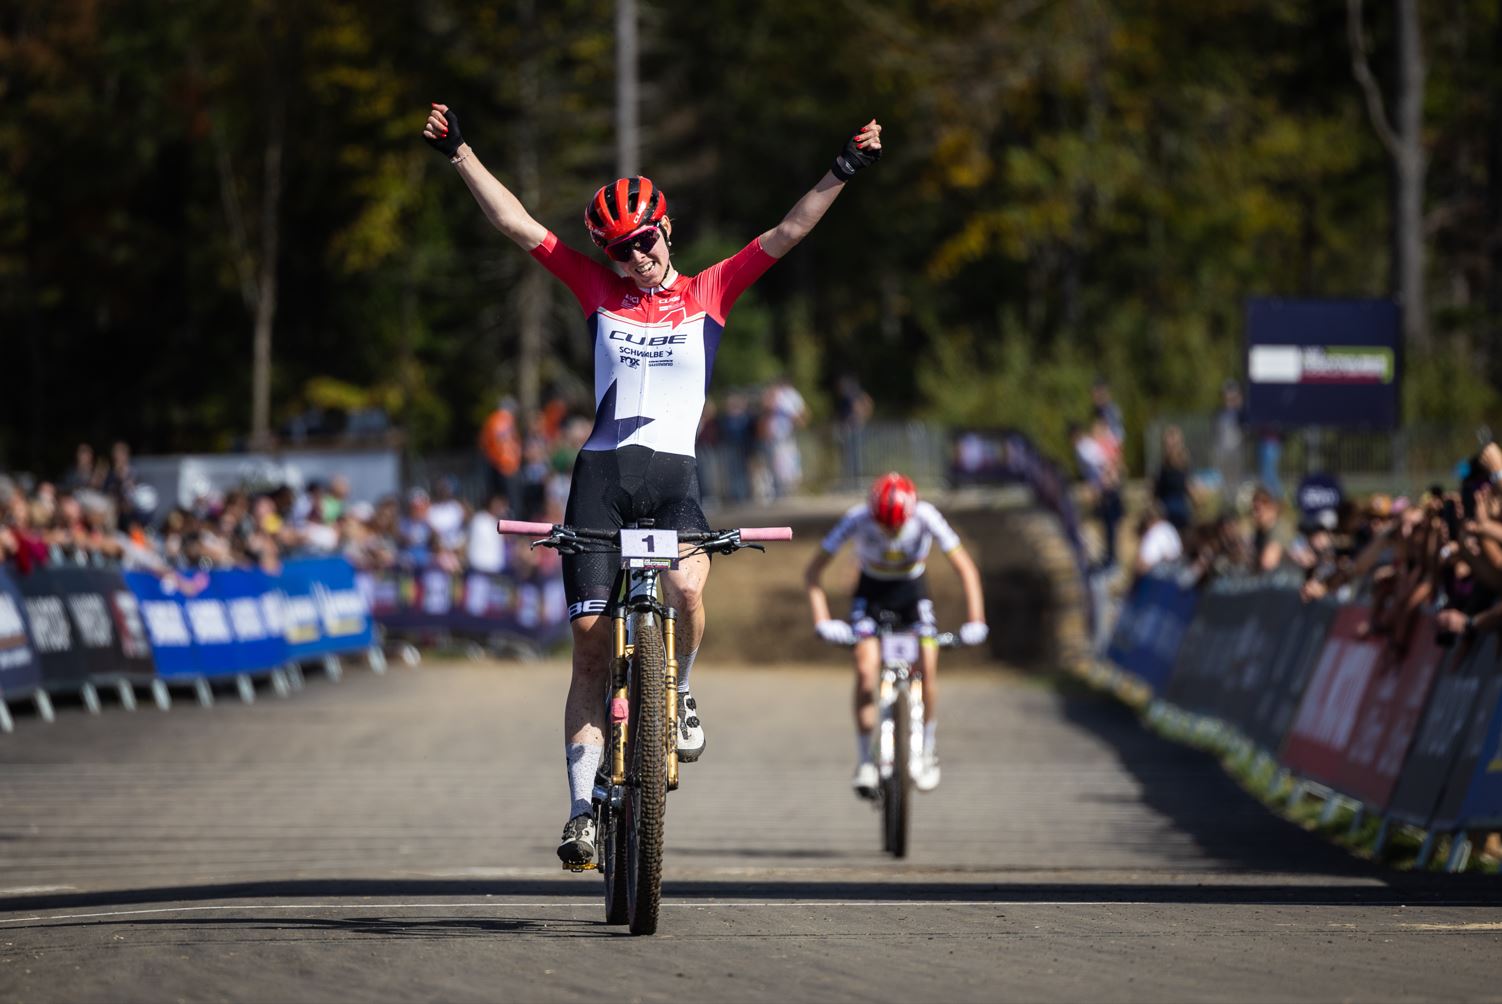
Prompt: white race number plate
<box><xmin>881</xmin><ymin>632</ymin><xmax>920</xmax><ymax>666</ymax></box>
<box><xmin>619</xmin><ymin>528</ymin><xmax>679</xmax><ymax>570</ymax></box>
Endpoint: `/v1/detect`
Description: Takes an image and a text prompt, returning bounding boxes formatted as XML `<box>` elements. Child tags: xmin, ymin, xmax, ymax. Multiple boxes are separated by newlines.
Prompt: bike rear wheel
<box><xmin>624</xmin><ymin>610</ymin><xmax>668</xmax><ymax>935</ymax></box>
<box><xmin>602</xmin><ymin>802</ymin><xmax>628</xmax><ymax>925</ymax></box>
<box><xmin>883</xmin><ymin>683</ymin><xmax>911</xmax><ymax>858</ymax></box>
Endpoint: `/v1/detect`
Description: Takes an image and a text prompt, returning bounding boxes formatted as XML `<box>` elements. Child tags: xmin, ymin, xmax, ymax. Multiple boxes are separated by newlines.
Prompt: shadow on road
<box><xmin>3</xmin><ymin>875</ymin><xmax>1500</xmax><ymax>918</ymax></box>
<box><xmin>1056</xmin><ymin>687</ymin><xmax>1379</xmax><ymax>875</ymax></box>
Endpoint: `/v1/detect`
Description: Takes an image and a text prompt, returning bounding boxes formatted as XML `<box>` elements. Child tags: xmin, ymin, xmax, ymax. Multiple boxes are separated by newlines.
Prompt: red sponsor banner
<box><xmin>1333</xmin><ymin>617</ymin><xmax>1446</xmax><ymax>808</ymax></box>
<box><xmin>1280</xmin><ymin>605</ymin><xmax>1385</xmax><ymax>787</ymax></box>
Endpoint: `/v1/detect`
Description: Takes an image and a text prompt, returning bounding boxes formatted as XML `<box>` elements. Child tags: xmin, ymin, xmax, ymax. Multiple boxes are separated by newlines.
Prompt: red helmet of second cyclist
<box><xmin>584</xmin><ymin>176</ymin><xmax>668</xmax><ymax>248</ymax></box>
<box><xmin>869</xmin><ymin>472</ymin><xmax>917</xmax><ymax>532</ymax></box>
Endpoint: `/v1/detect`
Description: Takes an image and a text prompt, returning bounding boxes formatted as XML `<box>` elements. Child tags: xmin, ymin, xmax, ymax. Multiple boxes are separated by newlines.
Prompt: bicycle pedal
<box><xmin>561</xmin><ymin>861</ymin><xmax>598</xmax><ymax>873</ymax></box>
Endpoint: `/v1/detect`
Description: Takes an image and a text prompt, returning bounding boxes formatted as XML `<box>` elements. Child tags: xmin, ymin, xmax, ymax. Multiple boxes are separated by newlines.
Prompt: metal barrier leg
<box><xmin>1445</xmin><ymin>834</ymin><xmax>1472</xmax><ymax>873</ymax></box>
<box><xmin>271</xmin><ymin>668</ymin><xmax>290</xmax><ymax>698</ymax></box>
<box><xmin>1372</xmin><ymin>817</ymin><xmax>1391</xmax><ymax>857</ymax></box>
<box><xmin>1319</xmin><ymin>796</ymin><xmax>1342</xmax><ymax>826</ymax></box>
<box><xmin>1285</xmin><ymin>778</ymin><xmax>1306</xmax><ymax>811</ymax></box>
<box><xmin>287</xmin><ymin>663</ymin><xmax>305</xmax><ymax>691</ymax></box>
<box><xmin>0</xmin><ymin>697</ymin><xmax>12</xmax><ymax>734</ymax></box>
<box><xmin>367</xmin><ymin>645</ymin><xmax>388</xmax><ymax>675</ymax></box>
<box><xmin>1347</xmin><ymin>807</ymin><xmax>1366</xmax><ymax>838</ymax></box>
<box><xmin>117</xmin><ymin>680</ymin><xmax>137</xmax><ymax>712</ymax></box>
<box><xmin>1415</xmin><ymin>832</ymin><xmax>1440</xmax><ymax>869</ymax></box>
<box><xmin>35</xmin><ymin>690</ymin><xmax>55</xmax><ymax>723</ymax></box>
<box><xmin>81</xmin><ymin>683</ymin><xmax>101</xmax><ymax>715</ymax></box>
<box><xmin>194</xmin><ymin>678</ymin><xmax>213</xmax><ymax>707</ymax></box>
<box><xmin>323</xmin><ymin>654</ymin><xmax>343</xmax><ymax>682</ymax></box>
<box><xmin>236</xmin><ymin>674</ymin><xmax>255</xmax><ymax>704</ymax></box>
<box><xmin>399</xmin><ymin>644</ymin><xmax>421</xmax><ymax>668</ymax></box>
<box><xmin>151</xmin><ymin>679</ymin><xmax>171</xmax><ymax>711</ymax></box>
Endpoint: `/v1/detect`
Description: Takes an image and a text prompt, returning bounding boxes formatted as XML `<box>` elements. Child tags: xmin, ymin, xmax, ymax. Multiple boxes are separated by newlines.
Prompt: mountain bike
<box><xmin>832</xmin><ymin>612</ymin><xmax>960</xmax><ymax>858</ymax></box>
<box><xmin>498</xmin><ymin>517</ymin><xmax>790</xmax><ymax>936</ymax></box>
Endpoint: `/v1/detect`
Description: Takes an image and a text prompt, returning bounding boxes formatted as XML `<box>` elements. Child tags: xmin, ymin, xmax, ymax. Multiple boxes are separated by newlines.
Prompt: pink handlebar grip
<box><xmin>738</xmin><ymin>526</ymin><xmax>793</xmax><ymax>542</ymax></box>
<box><xmin>497</xmin><ymin>519</ymin><xmax>555</xmax><ymax>536</ymax></box>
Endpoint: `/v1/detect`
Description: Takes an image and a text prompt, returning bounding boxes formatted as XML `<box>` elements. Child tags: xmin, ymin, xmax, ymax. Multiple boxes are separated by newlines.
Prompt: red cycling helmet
<box><xmin>869</xmin><ymin>472</ymin><xmax>917</xmax><ymax>531</ymax></box>
<box><xmin>585</xmin><ymin>176</ymin><xmax>667</xmax><ymax>248</ymax></box>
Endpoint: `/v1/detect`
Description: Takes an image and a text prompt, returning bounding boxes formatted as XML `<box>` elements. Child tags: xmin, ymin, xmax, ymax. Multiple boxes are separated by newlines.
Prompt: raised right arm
<box><xmin>424</xmin><ymin>104</ymin><xmax>547</xmax><ymax>250</ymax></box>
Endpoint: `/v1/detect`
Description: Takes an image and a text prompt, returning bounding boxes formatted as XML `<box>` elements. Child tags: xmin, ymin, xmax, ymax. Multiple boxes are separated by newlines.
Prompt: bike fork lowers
<box><xmin>664</xmin><ymin>607</ymin><xmax>679</xmax><ymax>791</ymax></box>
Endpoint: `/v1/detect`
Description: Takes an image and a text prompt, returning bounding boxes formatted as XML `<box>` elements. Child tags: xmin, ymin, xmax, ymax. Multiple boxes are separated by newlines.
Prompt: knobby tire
<box><xmin>626</xmin><ymin>610</ymin><xmax>668</xmax><ymax>935</ymax></box>
<box><xmin>885</xmin><ymin>684</ymin><xmax>911</xmax><ymax>858</ymax></box>
<box><xmin>602</xmin><ymin>801</ymin><xmax>628</xmax><ymax>924</ymax></box>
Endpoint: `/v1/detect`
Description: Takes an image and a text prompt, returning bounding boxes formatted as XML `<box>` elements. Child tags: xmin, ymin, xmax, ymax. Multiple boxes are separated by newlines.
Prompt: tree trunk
<box><xmin>1392</xmin><ymin>0</ymin><xmax>1426</xmax><ymax>353</ymax></box>
<box><xmin>515</xmin><ymin>0</ymin><xmax>546</xmax><ymax>418</ymax></box>
<box><xmin>1348</xmin><ymin>0</ymin><xmax>1427</xmax><ymax>353</ymax></box>
<box><xmin>249</xmin><ymin>97</ymin><xmax>283</xmax><ymax>451</ymax></box>
<box><xmin>1487</xmin><ymin>9</ymin><xmax>1502</xmax><ymax>386</ymax></box>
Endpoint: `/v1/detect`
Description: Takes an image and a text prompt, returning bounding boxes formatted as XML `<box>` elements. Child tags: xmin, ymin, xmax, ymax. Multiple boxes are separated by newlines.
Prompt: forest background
<box><xmin>3</xmin><ymin>0</ymin><xmax>1500</xmax><ymax>473</ymax></box>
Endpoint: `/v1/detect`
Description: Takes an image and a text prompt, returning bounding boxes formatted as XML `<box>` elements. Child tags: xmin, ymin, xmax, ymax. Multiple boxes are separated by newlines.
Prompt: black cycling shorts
<box><xmin>562</xmin><ymin>445</ymin><xmax>710</xmax><ymax>620</ymax></box>
<box><xmin>850</xmin><ymin>573</ymin><xmax>936</xmax><ymax>638</ymax></box>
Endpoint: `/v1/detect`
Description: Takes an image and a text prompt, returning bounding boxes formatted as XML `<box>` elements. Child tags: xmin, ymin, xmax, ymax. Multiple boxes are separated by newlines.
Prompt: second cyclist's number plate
<box><xmin>620</xmin><ymin>528</ymin><xmax>679</xmax><ymax>570</ymax></box>
<box><xmin>882</xmin><ymin>632</ymin><xmax>920</xmax><ymax>665</ymax></box>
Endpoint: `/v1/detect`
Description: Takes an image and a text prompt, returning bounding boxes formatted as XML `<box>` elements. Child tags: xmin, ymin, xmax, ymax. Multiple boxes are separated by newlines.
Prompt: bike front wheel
<box><xmin>883</xmin><ymin>683</ymin><xmax>912</xmax><ymax>858</ymax></box>
<box><xmin>624</xmin><ymin>609</ymin><xmax>668</xmax><ymax>935</ymax></box>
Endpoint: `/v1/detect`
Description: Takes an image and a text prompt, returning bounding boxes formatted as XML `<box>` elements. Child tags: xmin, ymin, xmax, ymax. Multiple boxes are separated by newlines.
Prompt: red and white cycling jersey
<box><xmin>819</xmin><ymin>501</ymin><xmax>962</xmax><ymax>581</ymax></box>
<box><xmin>530</xmin><ymin>231</ymin><xmax>776</xmax><ymax>458</ymax></box>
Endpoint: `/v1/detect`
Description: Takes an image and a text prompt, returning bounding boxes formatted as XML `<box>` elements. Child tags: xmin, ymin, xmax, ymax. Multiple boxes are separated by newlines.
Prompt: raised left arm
<box><xmin>760</xmin><ymin>119</ymin><xmax>882</xmax><ymax>259</ymax></box>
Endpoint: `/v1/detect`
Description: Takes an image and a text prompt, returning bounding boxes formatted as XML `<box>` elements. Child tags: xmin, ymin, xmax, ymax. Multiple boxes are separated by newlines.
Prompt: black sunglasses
<box><xmin>605</xmin><ymin>225</ymin><xmax>663</xmax><ymax>263</ymax></box>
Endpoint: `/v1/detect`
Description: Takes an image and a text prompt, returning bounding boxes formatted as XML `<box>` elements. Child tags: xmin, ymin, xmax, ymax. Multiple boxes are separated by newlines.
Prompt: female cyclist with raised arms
<box><xmin>805</xmin><ymin>472</ymin><xmax>988</xmax><ymax>797</ymax></box>
<box><xmin>422</xmin><ymin>102</ymin><xmax>882</xmax><ymax>866</ymax></box>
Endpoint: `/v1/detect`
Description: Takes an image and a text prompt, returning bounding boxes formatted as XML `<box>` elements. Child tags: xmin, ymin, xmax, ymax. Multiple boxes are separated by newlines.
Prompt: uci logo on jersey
<box><xmin>609</xmin><ymin>329</ymin><xmax>687</xmax><ymax>348</ymax></box>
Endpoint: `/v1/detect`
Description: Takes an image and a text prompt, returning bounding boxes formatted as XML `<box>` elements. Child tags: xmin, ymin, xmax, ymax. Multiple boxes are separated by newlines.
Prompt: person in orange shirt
<box><xmin>479</xmin><ymin>397</ymin><xmax>522</xmax><ymax>508</ymax></box>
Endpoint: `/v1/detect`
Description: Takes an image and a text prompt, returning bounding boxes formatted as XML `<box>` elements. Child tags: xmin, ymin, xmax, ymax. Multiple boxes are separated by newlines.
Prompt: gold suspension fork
<box><xmin>610</xmin><ymin>612</ymin><xmax>629</xmax><ymax>785</ymax></box>
<box><xmin>664</xmin><ymin>606</ymin><xmax>680</xmax><ymax>791</ymax></box>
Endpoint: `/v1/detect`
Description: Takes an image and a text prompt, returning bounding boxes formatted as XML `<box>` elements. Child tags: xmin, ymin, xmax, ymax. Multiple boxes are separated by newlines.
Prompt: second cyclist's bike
<box><xmin>833</xmin><ymin>612</ymin><xmax>960</xmax><ymax>858</ymax></box>
<box><xmin>498</xmin><ymin>517</ymin><xmax>790</xmax><ymax>935</ymax></box>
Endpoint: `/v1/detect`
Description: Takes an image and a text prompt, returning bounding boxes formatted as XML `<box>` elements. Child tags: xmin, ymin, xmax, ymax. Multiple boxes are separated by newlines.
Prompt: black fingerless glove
<box><xmin>831</xmin><ymin>132</ymin><xmax>881</xmax><ymax>181</ymax></box>
<box><xmin>424</xmin><ymin>108</ymin><xmax>465</xmax><ymax>158</ymax></box>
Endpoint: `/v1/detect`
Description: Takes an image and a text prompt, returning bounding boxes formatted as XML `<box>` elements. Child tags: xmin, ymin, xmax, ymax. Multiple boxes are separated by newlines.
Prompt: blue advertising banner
<box><xmin>360</xmin><ymin>568</ymin><xmax>569</xmax><ymax>646</ymax></box>
<box><xmin>125</xmin><ymin>571</ymin><xmax>208</xmax><ymax>679</ymax></box>
<box><xmin>278</xmin><ymin>557</ymin><xmax>374</xmax><ymax>660</ymax></box>
<box><xmin>1448</xmin><ymin>651</ymin><xmax>1502</xmax><ymax>830</ymax></box>
<box><xmin>1107</xmin><ymin>568</ymin><xmax>1199</xmax><ymax>696</ymax></box>
<box><xmin>0</xmin><ymin>568</ymin><xmax>42</xmax><ymax>697</ymax></box>
<box><xmin>190</xmin><ymin>569</ymin><xmax>289</xmax><ymax>674</ymax></box>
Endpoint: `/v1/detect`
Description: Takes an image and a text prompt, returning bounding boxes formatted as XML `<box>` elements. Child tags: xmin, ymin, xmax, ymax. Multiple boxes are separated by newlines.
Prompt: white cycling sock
<box><xmin>566</xmin><ymin>742</ymin><xmax>604</xmax><ymax>820</ymax></box>
<box><xmin>856</xmin><ymin>730</ymin><xmax>873</xmax><ymax>765</ymax></box>
<box><xmin>924</xmin><ymin>720</ymin><xmax>937</xmax><ymax>754</ymax></box>
<box><xmin>676</xmin><ymin>647</ymin><xmax>698</xmax><ymax>694</ymax></box>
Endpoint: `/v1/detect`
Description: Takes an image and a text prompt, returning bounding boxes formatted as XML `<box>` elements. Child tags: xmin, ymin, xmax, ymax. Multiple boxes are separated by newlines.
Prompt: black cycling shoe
<box><xmin>676</xmin><ymin>690</ymin><xmax>706</xmax><ymax>763</ymax></box>
<box><xmin>557</xmin><ymin>813</ymin><xmax>597</xmax><ymax>867</ymax></box>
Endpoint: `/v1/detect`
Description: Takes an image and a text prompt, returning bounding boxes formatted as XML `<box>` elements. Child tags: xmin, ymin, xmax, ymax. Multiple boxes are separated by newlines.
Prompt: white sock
<box><xmin>924</xmin><ymin>720</ymin><xmax>937</xmax><ymax>754</ymax></box>
<box><xmin>856</xmin><ymin>731</ymin><xmax>873</xmax><ymax>765</ymax></box>
<box><xmin>566</xmin><ymin>742</ymin><xmax>604</xmax><ymax>819</ymax></box>
<box><xmin>677</xmin><ymin>647</ymin><xmax>698</xmax><ymax>694</ymax></box>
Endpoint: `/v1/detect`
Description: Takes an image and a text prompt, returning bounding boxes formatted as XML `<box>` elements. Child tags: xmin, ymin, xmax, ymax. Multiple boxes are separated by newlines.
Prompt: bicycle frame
<box><xmin>872</xmin><ymin>625</ymin><xmax>928</xmax><ymax>784</ymax></box>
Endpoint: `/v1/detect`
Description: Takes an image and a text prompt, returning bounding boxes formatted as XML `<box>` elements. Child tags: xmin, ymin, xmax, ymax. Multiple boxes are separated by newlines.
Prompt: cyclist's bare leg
<box><xmin>853</xmin><ymin>637</ymin><xmax>880</xmax><ymax>736</ymax></box>
<box><xmin>565</xmin><ymin>614</ymin><xmax>612</xmax><ymax>746</ymax></box>
<box><xmin>559</xmin><ymin>614</ymin><xmax>612</xmax><ymax>858</ymax></box>
<box><xmin>920</xmin><ymin>638</ymin><xmax>938</xmax><ymax>735</ymax></box>
<box><xmin>662</xmin><ymin>551</ymin><xmax>711</xmax><ymax>677</ymax></box>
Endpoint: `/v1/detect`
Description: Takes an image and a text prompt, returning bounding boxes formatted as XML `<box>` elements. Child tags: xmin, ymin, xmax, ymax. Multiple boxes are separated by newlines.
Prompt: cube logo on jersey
<box><xmin>609</xmin><ymin>329</ymin><xmax>687</xmax><ymax>348</ymax></box>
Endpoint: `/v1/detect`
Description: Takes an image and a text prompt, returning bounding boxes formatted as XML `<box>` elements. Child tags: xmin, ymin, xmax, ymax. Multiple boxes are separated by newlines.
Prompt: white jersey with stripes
<box><xmin>819</xmin><ymin>500</ymin><xmax>961</xmax><ymax>581</ymax></box>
